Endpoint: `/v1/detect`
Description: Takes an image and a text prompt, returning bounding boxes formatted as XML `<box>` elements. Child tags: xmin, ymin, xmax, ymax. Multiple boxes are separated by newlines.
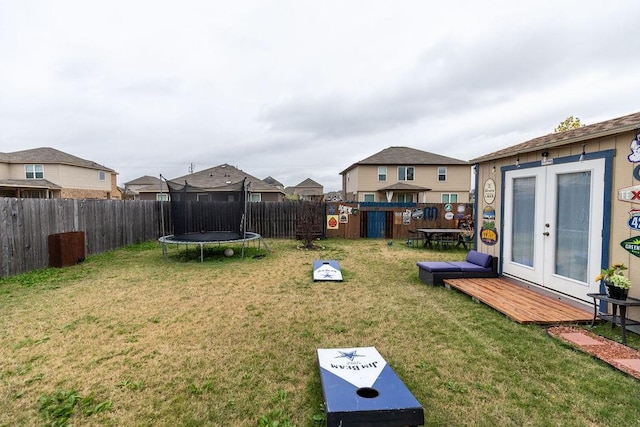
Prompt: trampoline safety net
<box><xmin>164</xmin><ymin>178</ymin><xmax>246</xmax><ymax>240</ymax></box>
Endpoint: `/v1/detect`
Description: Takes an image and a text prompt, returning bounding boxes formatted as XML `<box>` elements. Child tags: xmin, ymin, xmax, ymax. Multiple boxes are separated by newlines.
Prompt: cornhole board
<box><xmin>313</xmin><ymin>260</ymin><xmax>343</xmax><ymax>281</ymax></box>
<box><xmin>317</xmin><ymin>346</ymin><xmax>424</xmax><ymax>427</ymax></box>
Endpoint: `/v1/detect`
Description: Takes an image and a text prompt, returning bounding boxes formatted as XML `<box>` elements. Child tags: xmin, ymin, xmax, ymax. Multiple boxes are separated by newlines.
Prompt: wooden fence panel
<box><xmin>0</xmin><ymin>199</ymin><xmax>167</xmax><ymax>278</ymax></box>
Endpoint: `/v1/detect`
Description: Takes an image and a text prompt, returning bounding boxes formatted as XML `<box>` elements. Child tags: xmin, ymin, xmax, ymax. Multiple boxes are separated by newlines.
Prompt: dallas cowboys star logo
<box><xmin>335</xmin><ymin>350</ymin><xmax>365</xmax><ymax>361</ymax></box>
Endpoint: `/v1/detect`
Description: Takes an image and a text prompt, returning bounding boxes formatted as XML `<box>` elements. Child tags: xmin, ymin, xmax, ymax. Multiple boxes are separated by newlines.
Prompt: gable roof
<box><xmin>295</xmin><ymin>178</ymin><xmax>322</xmax><ymax>188</ymax></box>
<box><xmin>340</xmin><ymin>146</ymin><xmax>468</xmax><ymax>174</ymax></box>
<box><xmin>169</xmin><ymin>164</ymin><xmax>284</xmax><ymax>193</ymax></box>
<box><xmin>263</xmin><ymin>176</ymin><xmax>284</xmax><ymax>188</ymax></box>
<box><xmin>0</xmin><ymin>147</ymin><xmax>116</xmax><ymax>172</ymax></box>
<box><xmin>125</xmin><ymin>175</ymin><xmax>161</xmax><ymax>186</ymax></box>
<box><xmin>471</xmin><ymin>110</ymin><xmax>640</xmax><ymax>163</ymax></box>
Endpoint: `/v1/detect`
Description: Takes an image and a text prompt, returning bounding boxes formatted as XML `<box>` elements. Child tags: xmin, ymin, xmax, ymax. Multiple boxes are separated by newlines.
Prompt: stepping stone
<box><xmin>559</xmin><ymin>332</ymin><xmax>605</xmax><ymax>346</ymax></box>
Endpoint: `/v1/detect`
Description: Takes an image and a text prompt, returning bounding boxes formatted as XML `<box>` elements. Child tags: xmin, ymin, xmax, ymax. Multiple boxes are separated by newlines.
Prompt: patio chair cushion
<box><xmin>448</xmin><ymin>261</ymin><xmax>492</xmax><ymax>272</ymax></box>
<box><xmin>416</xmin><ymin>261</ymin><xmax>461</xmax><ymax>272</ymax></box>
<box><xmin>465</xmin><ymin>250</ymin><xmax>493</xmax><ymax>268</ymax></box>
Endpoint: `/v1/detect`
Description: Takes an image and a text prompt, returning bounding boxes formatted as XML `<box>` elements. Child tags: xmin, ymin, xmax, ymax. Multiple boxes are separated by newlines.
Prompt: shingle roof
<box><xmin>0</xmin><ymin>147</ymin><xmax>116</xmax><ymax>172</ymax></box>
<box><xmin>263</xmin><ymin>176</ymin><xmax>284</xmax><ymax>187</ymax></box>
<box><xmin>295</xmin><ymin>178</ymin><xmax>322</xmax><ymax>188</ymax></box>
<box><xmin>471</xmin><ymin>110</ymin><xmax>640</xmax><ymax>163</ymax></box>
<box><xmin>169</xmin><ymin>164</ymin><xmax>284</xmax><ymax>193</ymax></box>
<box><xmin>0</xmin><ymin>179</ymin><xmax>62</xmax><ymax>190</ymax></box>
<box><xmin>340</xmin><ymin>146</ymin><xmax>468</xmax><ymax>174</ymax></box>
<box><xmin>378</xmin><ymin>182</ymin><xmax>431</xmax><ymax>192</ymax></box>
<box><xmin>125</xmin><ymin>175</ymin><xmax>161</xmax><ymax>186</ymax></box>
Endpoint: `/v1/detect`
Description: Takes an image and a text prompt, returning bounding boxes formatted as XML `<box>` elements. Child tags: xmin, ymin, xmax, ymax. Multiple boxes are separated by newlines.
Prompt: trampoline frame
<box><xmin>159</xmin><ymin>231</ymin><xmax>269</xmax><ymax>262</ymax></box>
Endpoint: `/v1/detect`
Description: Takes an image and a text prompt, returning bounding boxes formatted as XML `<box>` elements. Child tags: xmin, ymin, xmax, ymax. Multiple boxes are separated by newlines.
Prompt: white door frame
<box><xmin>502</xmin><ymin>158</ymin><xmax>605</xmax><ymax>301</ymax></box>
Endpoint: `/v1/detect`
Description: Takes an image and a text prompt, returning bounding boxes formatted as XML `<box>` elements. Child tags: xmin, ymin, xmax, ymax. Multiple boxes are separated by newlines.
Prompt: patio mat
<box><xmin>547</xmin><ymin>326</ymin><xmax>640</xmax><ymax>380</ymax></box>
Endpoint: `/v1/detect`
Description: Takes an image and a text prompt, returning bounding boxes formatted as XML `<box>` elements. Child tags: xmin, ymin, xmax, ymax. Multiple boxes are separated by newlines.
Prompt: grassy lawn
<box><xmin>1</xmin><ymin>238</ymin><xmax>640</xmax><ymax>426</ymax></box>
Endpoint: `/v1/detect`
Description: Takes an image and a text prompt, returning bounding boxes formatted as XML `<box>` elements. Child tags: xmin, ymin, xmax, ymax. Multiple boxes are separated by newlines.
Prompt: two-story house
<box><xmin>289</xmin><ymin>178</ymin><xmax>324</xmax><ymax>202</ymax></box>
<box><xmin>0</xmin><ymin>147</ymin><xmax>119</xmax><ymax>199</ymax></box>
<box><xmin>340</xmin><ymin>146</ymin><xmax>470</xmax><ymax>203</ymax></box>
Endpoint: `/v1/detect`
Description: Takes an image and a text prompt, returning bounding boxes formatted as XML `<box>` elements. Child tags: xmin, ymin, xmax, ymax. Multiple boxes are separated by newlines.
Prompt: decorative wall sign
<box><xmin>327</xmin><ymin>215</ymin><xmax>339</xmax><ymax>229</ymax></box>
<box><xmin>618</xmin><ymin>185</ymin><xmax>640</xmax><ymax>203</ymax></box>
<box><xmin>339</xmin><ymin>214</ymin><xmax>348</xmax><ymax>224</ymax></box>
<box><xmin>482</xmin><ymin>206</ymin><xmax>496</xmax><ymax>220</ymax></box>
<box><xmin>411</xmin><ymin>208</ymin><xmax>423</xmax><ymax>220</ymax></box>
<box><xmin>402</xmin><ymin>210</ymin><xmax>411</xmax><ymax>225</ymax></box>
<box><xmin>444</xmin><ymin>203</ymin><xmax>453</xmax><ymax>212</ymax></box>
<box><xmin>483</xmin><ymin>179</ymin><xmax>496</xmax><ymax>204</ymax></box>
<box><xmin>634</xmin><ymin>165</ymin><xmax>640</xmax><ymax>181</ymax></box>
<box><xmin>628</xmin><ymin>209</ymin><xmax>640</xmax><ymax>230</ymax></box>
<box><xmin>424</xmin><ymin>206</ymin><xmax>438</xmax><ymax>221</ymax></box>
<box><xmin>444</xmin><ymin>212</ymin><xmax>454</xmax><ymax>220</ymax></box>
<box><xmin>620</xmin><ymin>236</ymin><xmax>640</xmax><ymax>258</ymax></box>
<box><xmin>628</xmin><ymin>138</ymin><xmax>640</xmax><ymax>162</ymax></box>
<box><xmin>480</xmin><ymin>225</ymin><xmax>498</xmax><ymax>246</ymax></box>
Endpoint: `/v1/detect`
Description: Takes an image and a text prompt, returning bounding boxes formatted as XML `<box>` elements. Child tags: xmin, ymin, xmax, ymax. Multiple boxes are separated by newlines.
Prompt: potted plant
<box><xmin>595</xmin><ymin>263</ymin><xmax>631</xmax><ymax>300</ymax></box>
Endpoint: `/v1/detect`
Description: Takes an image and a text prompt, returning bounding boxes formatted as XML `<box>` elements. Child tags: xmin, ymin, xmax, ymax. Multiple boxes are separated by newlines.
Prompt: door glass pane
<box><xmin>555</xmin><ymin>172</ymin><xmax>590</xmax><ymax>282</ymax></box>
<box><xmin>511</xmin><ymin>177</ymin><xmax>536</xmax><ymax>266</ymax></box>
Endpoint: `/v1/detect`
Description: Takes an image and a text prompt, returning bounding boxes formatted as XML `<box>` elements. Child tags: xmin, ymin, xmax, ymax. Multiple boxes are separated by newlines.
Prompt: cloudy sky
<box><xmin>2</xmin><ymin>1</ymin><xmax>640</xmax><ymax>191</ymax></box>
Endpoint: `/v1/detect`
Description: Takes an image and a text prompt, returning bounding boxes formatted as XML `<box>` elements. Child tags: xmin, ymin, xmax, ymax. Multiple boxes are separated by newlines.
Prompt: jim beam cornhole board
<box><xmin>317</xmin><ymin>346</ymin><xmax>424</xmax><ymax>427</ymax></box>
<box><xmin>313</xmin><ymin>260</ymin><xmax>343</xmax><ymax>281</ymax></box>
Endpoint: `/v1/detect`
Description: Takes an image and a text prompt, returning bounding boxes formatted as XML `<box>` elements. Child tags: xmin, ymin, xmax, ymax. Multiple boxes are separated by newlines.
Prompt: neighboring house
<box><xmin>325</xmin><ymin>190</ymin><xmax>344</xmax><ymax>202</ymax></box>
<box><xmin>168</xmin><ymin>164</ymin><xmax>285</xmax><ymax>202</ymax></box>
<box><xmin>340</xmin><ymin>146</ymin><xmax>470</xmax><ymax>203</ymax></box>
<box><xmin>0</xmin><ymin>147</ymin><xmax>119</xmax><ymax>199</ymax></box>
<box><xmin>290</xmin><ymin>178</ymin><xmax>324</xmax><ymax>201</ymax></box>
<box><xmin>471</xmin><ymin>110</ymin><xmax>640</xmax><ymax>314</ymax></box>
<box><xmin>263</xmin><ymin>176</ymin><xmax>284</xmax><ymax>190</ymax></box>
<box><xmin>124</xmin><ymin>175</ymin><xmax>167</xmax><ymax>201</ymax></box>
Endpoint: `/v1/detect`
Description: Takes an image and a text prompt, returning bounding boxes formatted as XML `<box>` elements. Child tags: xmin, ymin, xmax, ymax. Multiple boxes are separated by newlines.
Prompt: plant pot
<box><xmin>605</xmin><ymin>283</ymin><xmax>629</xmax><ymax>300</ymax></box>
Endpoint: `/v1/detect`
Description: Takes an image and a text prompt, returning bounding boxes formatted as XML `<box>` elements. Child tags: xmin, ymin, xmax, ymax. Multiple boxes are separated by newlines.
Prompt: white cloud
<box><xmin>1</xmin><ymin>0</ymin><xmax>640</xmax><ymax>191</ymax></box>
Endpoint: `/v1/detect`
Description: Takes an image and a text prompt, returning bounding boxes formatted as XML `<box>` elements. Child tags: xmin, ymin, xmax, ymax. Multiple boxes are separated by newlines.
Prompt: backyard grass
<box><xmin>1</xmin><ymin>238</ymin><xmax>640</xmax><ymax>426</ymax></box>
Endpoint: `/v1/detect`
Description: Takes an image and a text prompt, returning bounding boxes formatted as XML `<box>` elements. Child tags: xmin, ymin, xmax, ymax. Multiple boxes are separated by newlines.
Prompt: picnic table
<box><xmin>416</xmin><ymin>228</ymin><xmax>469</xmax><ymax>250</ymax></box>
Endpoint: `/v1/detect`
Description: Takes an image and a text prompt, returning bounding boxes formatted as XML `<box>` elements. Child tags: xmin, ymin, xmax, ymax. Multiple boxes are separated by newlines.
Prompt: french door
<box><xmin>502</xmin><ymin>159</ymin><xmax>604</xmax><ymax>301</ymax></box>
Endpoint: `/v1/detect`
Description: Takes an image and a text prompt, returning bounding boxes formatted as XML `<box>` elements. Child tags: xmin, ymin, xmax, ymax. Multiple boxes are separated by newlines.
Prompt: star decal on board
<box><xmin>335</xmin><ymin>350</ymin><xmax>365</xmax><ymax>362</ymax></box>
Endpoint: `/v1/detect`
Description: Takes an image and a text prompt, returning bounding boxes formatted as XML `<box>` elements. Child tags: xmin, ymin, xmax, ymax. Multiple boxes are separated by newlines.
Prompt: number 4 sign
<box><xmin>628</xmin><ymin>209</ymin><xmax>640</xmax><ymax>230</ymax></box>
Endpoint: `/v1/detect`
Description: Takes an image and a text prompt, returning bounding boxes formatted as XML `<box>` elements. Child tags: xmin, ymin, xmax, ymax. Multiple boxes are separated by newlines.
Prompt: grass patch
<box><xmin>1</xmin><ymin>239</ymin><xmax>639</xmax><ymax>425</ymax></box>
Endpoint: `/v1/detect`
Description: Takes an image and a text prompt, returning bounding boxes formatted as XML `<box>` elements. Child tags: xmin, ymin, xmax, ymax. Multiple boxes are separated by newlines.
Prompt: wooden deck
<box><xmin>443</xmin><ymin>277</ymin><xmax>593</xmax><ymax>324</ymax></box>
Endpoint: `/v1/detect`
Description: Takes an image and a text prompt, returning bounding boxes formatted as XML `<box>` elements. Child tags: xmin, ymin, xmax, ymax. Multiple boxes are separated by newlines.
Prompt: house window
<box><xmin>156</xmin><ymin>193</ymin><xmax>169</xmax><ymax>201</ymax></box>
<box><xmin>397</xmin><ymin>194</ymin><xmax>413</xmax><ymax>203</ymax></box>
<box><xmin>197</xmin><ymin>193</ymin><xmax>209</xmax><ymax>201</ymax></box>
<box><xmin>363</xmin><ymin>193</ymin><xmax>375</xmax><ymax>202</ymax></box>
<box><xmin>438</xmin><ymin>166</ymin><xmax>447</xmax><ymax>182</ymax></box>
<box><xmin>25</xmin><ymin>164</ymin><xmax>44</xmax><ymax>179</ymax></box>
<box><xmin>441</xmin><ymin>193</ymin><xmax>458</xmax><ymax>203</ymax></box>
<box><xmin>250</xmin><ymin>193</ymin><xmax>262</xmax><ymax>202</ymax></box>
<box><xmin>378</xmin><ymin>166</ymin><xmax>387</xmax><ymax>181</ymax></box>
<box><xmin>398</xmin><ymin>166</ymin><xmax>414</xmax><ymax>181</ymax></box>
<box><xmin>98</xmin><ymin>171</ymin><xmax>106</xmax><ymax>181</ymax></box>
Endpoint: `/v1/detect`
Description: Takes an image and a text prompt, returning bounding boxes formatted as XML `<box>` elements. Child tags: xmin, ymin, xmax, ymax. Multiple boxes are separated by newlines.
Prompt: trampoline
<box><xmin>158</xmin><ymin>176</ymin><xmax>270</xmax><ymax>261</ymax></box>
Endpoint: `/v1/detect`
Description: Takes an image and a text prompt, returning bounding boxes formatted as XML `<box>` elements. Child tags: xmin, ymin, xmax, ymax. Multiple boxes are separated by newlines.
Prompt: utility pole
<box><xmin>189</xmin><ymin>163</ymin><xmax>195</xmax><ymax>174</ymax></box>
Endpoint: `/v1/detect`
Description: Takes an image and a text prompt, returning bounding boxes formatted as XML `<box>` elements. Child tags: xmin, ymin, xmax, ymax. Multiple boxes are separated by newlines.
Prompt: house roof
<box><xmin>471</xmin><ymin>110</ymin><xmax>640</xmax><ymax>163</ymax></box>
<box><xmin>378</xmin><ymin>182</ymin><xmax>431</xmax><ymax>192</ymax></box>
<box><xmin>295</xmin><ymin>178</ymin><xmax>322</xmax><ymax>188</ymax></box>
<box><xmin>0</xmin><ymin>147</ymin><xmax>116</xmax><ymax>173</ymax></box>
<box><xmin>263</xmin><ymin>176</ymin><xmax>284</xmax><ymax>187</ymax></box>
<box><xmin>0</xmin><ymin>179</ymin><xmax>62</xmax><ymax>190</ymax></box>
<box><xmin>340</xmin><ymin>146</ymin><xmax>469</xmax><ymax>174</ymax></box>
<box><xmin>125</xmin><ymin>175</ymin><xmax>162</xmax><ymax>186</ymax></box>
<box><xmin>169</xmin><ymin>164</ymin><xmax>284</xmax><ymax>193</ymax></box>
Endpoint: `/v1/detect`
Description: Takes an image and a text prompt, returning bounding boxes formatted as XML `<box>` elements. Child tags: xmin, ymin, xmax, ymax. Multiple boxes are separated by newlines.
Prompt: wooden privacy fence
<box><xmin>0</xmin><ymin>199</ymin><xmax>314</xmax><ymax>278</ymax></box>
<box><xmin>0</xmin><ymin>198</ymin><xmax>167</xmax><ymax>278</ymax></box>
<box><xmin>0</xmin><ymin>199</ymin><xmax>474</xmax><ymax>278</ymax></box>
